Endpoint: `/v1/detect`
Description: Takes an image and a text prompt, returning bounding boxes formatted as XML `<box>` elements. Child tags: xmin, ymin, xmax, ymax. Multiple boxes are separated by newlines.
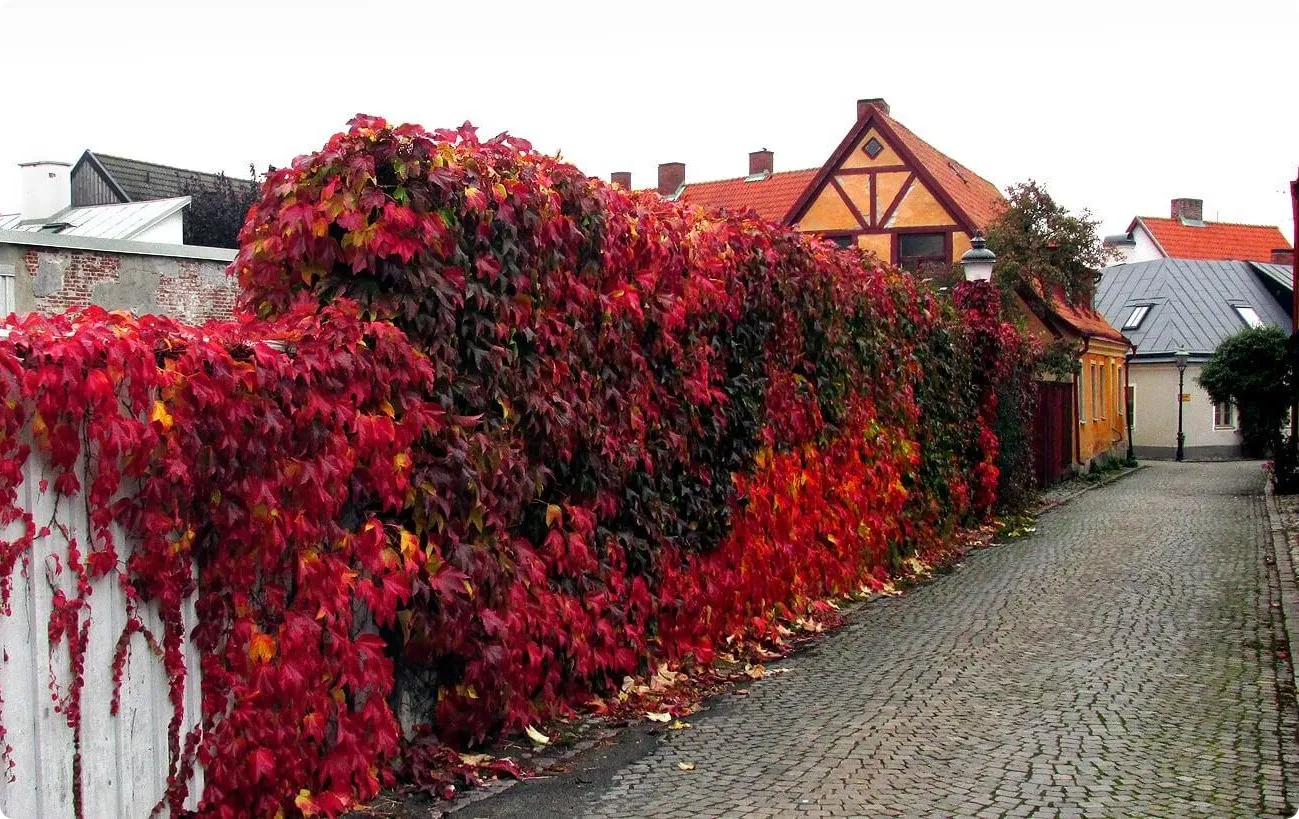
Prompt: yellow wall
<box><xmin>793</xmin><ymin>127</ymin><xmax>969</xmax><ymax>263</ymax></box>
<box><xmin>1075</xmin><ymin>338</ymin><xmax>1130</xmax><ymax>465</ymax></box>
<box><xmin>857</xmin><ymin>233</ymin><xmax>891</xmax><ymax>260</ymax></box>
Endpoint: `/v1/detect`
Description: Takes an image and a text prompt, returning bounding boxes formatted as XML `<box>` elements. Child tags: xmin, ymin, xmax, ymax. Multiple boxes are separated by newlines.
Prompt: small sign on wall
<box><xmin>1180</xmin><ymin>393</ymin><xmax>1192</xmax><ymax>402</ymax></box>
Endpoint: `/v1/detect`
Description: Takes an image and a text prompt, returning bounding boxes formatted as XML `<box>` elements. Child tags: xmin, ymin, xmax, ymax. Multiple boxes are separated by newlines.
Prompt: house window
<box><xmin>1214</xmin><ymin>401</ymin><xmax>1235</xmax><ymax>429</ymax></box>
<box><xmin>1232</xmin><ymin>305</ymin><xmax>1263</xmax><ymax>328</ymax></box>
<box><xmin>1114</xmin><ymin>362</ymin><xmax>1122</xmax><ymax>416</ymax></box>
<box><xmin>1127</xmin><ymin>384</ymin><xmax>1136</xmax><ymax>429</ymax></box>
<box><xmin>1121</xmin><ymin>304</ymin><xmax>1152</xmax><ymax>330</ymax></box>
<box><xmin>897</xmin><ymin>232</ymin><xmax>947</xmax><ymax>272</ymax></box>
<box><xmin>1077</xmin><ymin>368</ymin><xmax>1087</xmax><ymax>425</ymax></box>
<box><xmin>1098</xmin><ymin>364</ymin><xmax>1106</xmax><ymax>420</ymax></box>
<box><xmin>826</xmin><ymin>234</ymin><xmax>854</xmax><ymax>249</ymax></box>
<box><xmin>0</xmin><ymin>266</ymin><xmax>12</xmax><ymax>316</ymax></box>
<box><xmin>1090</xmin><ymin>363</ymin><xmax>1099</xmax><ymax>420</ymax></box>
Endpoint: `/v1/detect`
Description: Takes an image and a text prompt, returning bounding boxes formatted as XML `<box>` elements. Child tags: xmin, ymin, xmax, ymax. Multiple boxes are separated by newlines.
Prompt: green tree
<box><xmin>983</xmin><ymin>180</ymin><xmax>1119</xmax><ymax>307</ymax></box>
<box><xmin>1198</xmin><ymin>325</ymin><xmax>1292</xmax><ymax>458</ymax></box>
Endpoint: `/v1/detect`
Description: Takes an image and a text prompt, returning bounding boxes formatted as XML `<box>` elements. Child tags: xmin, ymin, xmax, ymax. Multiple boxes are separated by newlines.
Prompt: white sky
<box><xmin>0</xmin><ymin>0</ymin><xmax>1295</xmax><ymax>241</ymax></box>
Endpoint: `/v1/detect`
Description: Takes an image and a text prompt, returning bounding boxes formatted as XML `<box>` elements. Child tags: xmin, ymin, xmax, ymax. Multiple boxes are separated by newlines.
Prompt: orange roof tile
<box><xmin>874</xmin><ymin>111</ymin><xmax>1006</xmax><ymax>231</ymax></box>
<box><xmin>675</xmin><ymin>169</ymin><xmax>819</xmax><ymax>224</ymax></box>
<box><xmin>1050</xmin><ymin>300</ymin><xmax>1130</xmax><ymax>345</ymax></box>
<box><xmin>1133</xmin><ymin>216</ymin><xmax>1291</xmax><ymax>263</ymax></box>
<box><xmin>1021</xmin><ymin>283</ymin><xmax>1129</xmax><ymax>346</ymax></box>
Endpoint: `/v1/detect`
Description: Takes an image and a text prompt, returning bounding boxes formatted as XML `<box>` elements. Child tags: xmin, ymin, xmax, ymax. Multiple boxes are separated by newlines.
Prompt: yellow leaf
<box><xmin>150</xmin><ymin>400</ymin><xmax>173</xmax><ymax>431</ymax></box>
<box><xmin>393</xmin><ymin>452</ymin><xmax>412</xmax><ymax>471</ymax></box>
<box><xmin>248</xmin><ymin>632</ymin><xmax>276</xmax><ymax>664</ymax></box>
<box><xmin>460</xmin><ymin>752</ymin><xmax>494</xmax><ymax>766</ymax></box>
<box><xmin>294</xmin><ymin>789</ymin><xmax>317</xmax><ymax>816</ymax></box>
<box><xmin>399</xmin><ymin>529</ymin><xmax>419</xmax><ymax>560</ymax></box>
<box><xmin>645</xmin><ymin>711</ymin><xmax>672</xmax><ymax>723</ymax></box>
<box><xmin>524</xmin><ymin>725</ymin><xmax>550</xmax><ymax>746</ymax></box>
<box><xmin>677</xmin><ymin>762</ymin><xmax>696</xmax><ymax>771</ymax></box>
<box><xmin>545</xmin><ymin>504</ymin><xmax>563</xmax><ymax>528</ymax></box>
<box><xmin>668</xmin><ymin>720</ymin><xmax>691</xmax><ymax>731</ymax></box>
<box><xmin>380</xmin><ymin>399</ymin><xmax>395</xmax><ymax>417</ymax></box>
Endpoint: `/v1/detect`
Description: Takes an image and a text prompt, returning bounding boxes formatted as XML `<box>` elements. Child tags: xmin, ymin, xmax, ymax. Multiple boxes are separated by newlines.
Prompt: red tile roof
<box><xmin>1021</xmin><ymin>283</ymin><xmax>1129</xmax><ymax>346</ymax></box>
<box><xmin>675</xmin><ymin>169</ymin><xmax>819</xmax><ymax>224</ymax></box>
<box><xmin>874</xmin><ymin>111</ymin><xmax>1006</xmax><ymax>231</ymax></box>
<box><xmin>1132</xmin><ymin>216</ymin><xmax>1291</xmax><ymax>263</ymax></box>
<box><xmin>1050</xmin><ymin>300</ymin><xmax>1130</xmax><ymax>345</ymax></box>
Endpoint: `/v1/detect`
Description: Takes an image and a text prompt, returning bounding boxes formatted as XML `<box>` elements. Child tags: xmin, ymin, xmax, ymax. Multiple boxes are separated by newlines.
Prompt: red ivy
<box><xmin>0</xmin><ymin>116</ymin><xmax>1036</xmax><ymax>816</ymax></box>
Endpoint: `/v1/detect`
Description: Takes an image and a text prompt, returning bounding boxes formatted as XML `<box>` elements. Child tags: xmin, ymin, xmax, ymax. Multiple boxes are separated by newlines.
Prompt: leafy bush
<box><xmin>1198</xmin><ymin>326</ymin><xmax>1292</xmax><ymax>458</ymax></box>
<box><xmin>0</xmin><ymin>116</ymin><xmax>1036</xmax><ymax>816</ymax></box>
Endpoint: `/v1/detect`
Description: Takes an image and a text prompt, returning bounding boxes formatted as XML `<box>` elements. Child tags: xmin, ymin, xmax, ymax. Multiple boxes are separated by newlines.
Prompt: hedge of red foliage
<box><xmin>0</xmin><ymin>115</ymin><xmax>1034</xmax><ymax>816</ymax></box>
<box><xmin>0</xmin><ymin>304</ymin><xmax>436</xmax><ymax>816</ymax></box>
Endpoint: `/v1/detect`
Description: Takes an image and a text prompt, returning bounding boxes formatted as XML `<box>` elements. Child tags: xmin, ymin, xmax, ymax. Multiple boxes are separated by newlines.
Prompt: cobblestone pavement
<box><xmin>468</xmin><ymin>462</ymin><xmax>1299</xmax><ymax>818</ymax></box>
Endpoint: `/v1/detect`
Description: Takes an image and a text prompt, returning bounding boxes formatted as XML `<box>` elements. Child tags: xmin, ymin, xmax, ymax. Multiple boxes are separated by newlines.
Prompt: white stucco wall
<box><xmin>1129</xmin><ymin>362</ymin><xmax>1243</xmax><ymax>459</ymax></box>
<box><xmin>132</xmin><ymin>210</ymin><xmax>185</xmax><ymax>244</ymax></box>
<box><xmin>1110</xmin><ymin>224</ymin><xmax>1165</xmax><ymax>266</ymax></box>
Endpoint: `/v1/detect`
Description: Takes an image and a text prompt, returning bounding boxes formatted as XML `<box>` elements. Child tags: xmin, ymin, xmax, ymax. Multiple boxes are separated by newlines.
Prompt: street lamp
<box><xmin>960</xmin><ymin>234</ymin><xmax>997</xmax><ymax>282</ymax></box>
<box><xmin>1174</xmin><ymin>347</ymin><xmax>1189</xmax><ymax>462</ymax></box>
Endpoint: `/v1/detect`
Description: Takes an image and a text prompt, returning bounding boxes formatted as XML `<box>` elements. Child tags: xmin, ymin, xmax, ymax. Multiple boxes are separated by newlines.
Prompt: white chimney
<box><xmin>19</xmin><ymin>161</ymin><xmax>72</xmax><ymax>222</ymax></box>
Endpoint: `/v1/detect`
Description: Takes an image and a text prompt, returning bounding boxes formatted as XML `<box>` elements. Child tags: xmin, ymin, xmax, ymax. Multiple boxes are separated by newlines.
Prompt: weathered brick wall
<box><xmin>1</xmin><ymin>241</ymin><xmax>238</xmax><ymax>323</ymax></box>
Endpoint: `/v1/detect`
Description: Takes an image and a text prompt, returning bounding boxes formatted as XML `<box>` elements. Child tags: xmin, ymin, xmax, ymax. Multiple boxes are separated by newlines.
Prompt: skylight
<box><xmin>1121</xmin><ymin>304</ymin><xmax>1152</xmax><ymax>330</ymax></box>
<box><xmin>1233</xmin><ymin>305</ymin><xmax>1263</xmax><ymax>328</ymax></box>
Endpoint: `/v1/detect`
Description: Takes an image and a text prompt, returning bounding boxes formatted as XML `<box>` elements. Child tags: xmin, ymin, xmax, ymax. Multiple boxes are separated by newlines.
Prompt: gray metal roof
<box><xmin>1249</xmin><ymin>261</ymin><xmax>1295</xmax><ymax>292</ymax></box>
<box><xmin>0</xmin><ymin>197</ymin><xmax>189</xmax><ymax>241</ymax></box>
<box><xmin>1094</xmin><ymin>258</ymin><xmax>1291</xmax><ymax>360</ymax></box>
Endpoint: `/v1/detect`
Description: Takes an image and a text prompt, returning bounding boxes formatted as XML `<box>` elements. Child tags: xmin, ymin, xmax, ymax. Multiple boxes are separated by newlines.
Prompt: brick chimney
<box><xmin>1171</xmin><ymin>197</ymin><xmax>1204</xmax><ymax>222</ymax></box>
<box><xmin>856</xmin><ymin>98</ymin><xmax>890</xmax><ymax>119</ymax></box>
<box><xmin>610</xmin><ymin>171</ymin><xmax>632</xmax><ymax>189</ymax></box>
<box><xmin>749</xmin><ymin>149</ymin><xmax>773</xmax><ymax>176</ymax></box>
<box><xmin>657</xmin><ymin>162</ymin><xmax>685</xmax><ymax>197</ymax></box>
<box><xmin>1271</xmin><ymin>247</ymin><xmax>1295</xmax><ymax>266</ymax></box>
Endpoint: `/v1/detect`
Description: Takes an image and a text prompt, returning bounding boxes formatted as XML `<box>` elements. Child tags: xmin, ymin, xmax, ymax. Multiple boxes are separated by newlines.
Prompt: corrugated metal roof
<box><xmin>0</xmin><ymin>197</ymin><xmax>189</xmax><ymax>241</ymax></box>
<box><xmin>1095</xmin><ymin>258</ymin><xmax>1291</xmax><ymax>359</ymax></box>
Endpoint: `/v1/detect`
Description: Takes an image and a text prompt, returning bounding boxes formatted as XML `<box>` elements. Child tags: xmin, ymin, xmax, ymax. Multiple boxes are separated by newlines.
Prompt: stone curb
<box><xmin>1263</xmin><ymin>479</ymin><xmax>1299</xmax><ymax>702</ymax></box>
<box><xmin>1031</xmin><ymin>463</ymin><xmax>1147</xmax><ymax>516</ymax></box>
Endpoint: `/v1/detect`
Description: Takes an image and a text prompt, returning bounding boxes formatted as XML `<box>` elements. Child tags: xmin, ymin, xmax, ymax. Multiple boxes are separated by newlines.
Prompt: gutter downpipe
<box><xmin>1290</xmin><ymin>168</ymin><xmax>1297</xmax><ymax>443</ymax></box>
<box><xmin>1125</xmin><ymin>341</ymin><xmax>1137</xmax><ymax>462</ymax></box>
<box><xmin>1075</xmin><ymin>334</ymin><xmax>1091</xmax><ymax>468</ymax></box>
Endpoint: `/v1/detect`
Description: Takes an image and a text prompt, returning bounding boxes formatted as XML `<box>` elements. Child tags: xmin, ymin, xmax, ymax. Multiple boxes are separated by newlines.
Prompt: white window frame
<box><xmin>1213</xmin><ymin>400</ymin><xmax>1236</xmax><ymax>429</ymax></box>
<box><xmin>1233</xmin><ymin>305</ymin><xmax>1263</xmax><ymax>328</ymax></box>
<box><xmin>0</xmin><ymin>264</ymin><xmax>13</xmax><ymax>316</ymax></box>
<box><xmin>1121</xmin><ymin>304</ymin><xmax>1152</xmax><ymax>330</ymax></box>
<box><xmin>1077</xmin><ymin>367</ymin><xmax>1087</xmax><ymax>425</ymax></box>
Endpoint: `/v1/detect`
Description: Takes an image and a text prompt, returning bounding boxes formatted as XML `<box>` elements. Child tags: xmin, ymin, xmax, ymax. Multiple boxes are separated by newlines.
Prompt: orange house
<box><xmin>617</xmin><ymin>97</ymin><xmax>1130</xmax><ymax>473</ymax></box>
<box><xmin>634</xmin><ymin>98</ymin><xmax>1005</xmax><ymax>270</ymax></box>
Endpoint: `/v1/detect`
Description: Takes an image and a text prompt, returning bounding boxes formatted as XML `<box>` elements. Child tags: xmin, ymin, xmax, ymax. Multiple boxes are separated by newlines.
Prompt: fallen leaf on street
<box><xmin>668</xmin><ymin>720</ymin><xmax>691</xmax><ymax>730</ymax></box>
<box><xmin>677</xmin><ymin>762</ymin><xmax>696</xmax><ymax>771</ymax></box>
<box><xmin>524</xmin><ymin>725</ymin><xmax>550</xmax><ymax>746</ymax></box>
<box><xmin>645</xmin><ymin>711</ymin><xmax>672</xmax><ymax>723</ymax></box>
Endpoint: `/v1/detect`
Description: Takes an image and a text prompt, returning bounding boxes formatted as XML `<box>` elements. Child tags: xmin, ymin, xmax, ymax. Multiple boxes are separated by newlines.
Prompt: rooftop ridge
<box><xmin>1139</xmin><ymin>215</ymin><xmax>1292</xmax><ymax>233</ymax></box>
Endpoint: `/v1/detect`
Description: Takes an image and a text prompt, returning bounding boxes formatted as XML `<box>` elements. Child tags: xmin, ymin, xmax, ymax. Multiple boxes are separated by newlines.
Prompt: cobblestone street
<box><xmin>461</xmin><ymin>462</ymin><xmax>1299</xmax><ymax>818</ymax></box>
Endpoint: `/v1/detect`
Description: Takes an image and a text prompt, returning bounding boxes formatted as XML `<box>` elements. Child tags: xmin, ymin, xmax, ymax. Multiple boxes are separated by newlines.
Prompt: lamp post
<box><xmin>1174</xmin><ymin>347</ymin><xmax>1188</xmax><ymax>462</ymax></box>
<box><xmin>960</xmin><ymin>234</ymin><xmax>997</xmax><ymax>282</ymax></box>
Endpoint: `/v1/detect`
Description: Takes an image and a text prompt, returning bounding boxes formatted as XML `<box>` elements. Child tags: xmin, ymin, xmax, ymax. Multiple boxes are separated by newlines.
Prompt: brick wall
<box><xmin>2</xmin><ymin>239</ymin><xmax>238</xmax><ymax>323</ymax></box>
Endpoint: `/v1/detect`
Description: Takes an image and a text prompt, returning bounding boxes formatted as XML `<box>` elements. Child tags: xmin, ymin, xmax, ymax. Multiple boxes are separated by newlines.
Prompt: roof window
<box><xmin>1121</xmin><ymin>304</ymin><xmax>1152</xmax><ymax>330</ymax></box>
<box><xmin>1233</xmin><ymin>305</ymin><xmax>1263</xmax><ymax>328</ymax></box>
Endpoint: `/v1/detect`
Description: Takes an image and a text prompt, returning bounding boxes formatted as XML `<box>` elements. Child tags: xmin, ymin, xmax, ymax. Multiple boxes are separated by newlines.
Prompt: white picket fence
<box><xmin>0</xmin><ymin>447</ymin><xmax>203</xmax><ymax>818</ymax></box>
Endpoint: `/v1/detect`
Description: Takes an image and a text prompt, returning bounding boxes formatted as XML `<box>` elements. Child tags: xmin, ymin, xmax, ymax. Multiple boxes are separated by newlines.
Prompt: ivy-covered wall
<box><xmin>0</xmin><ymin>116</ymin><xmax>1036</xmax><ymax>817</ymax></box>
